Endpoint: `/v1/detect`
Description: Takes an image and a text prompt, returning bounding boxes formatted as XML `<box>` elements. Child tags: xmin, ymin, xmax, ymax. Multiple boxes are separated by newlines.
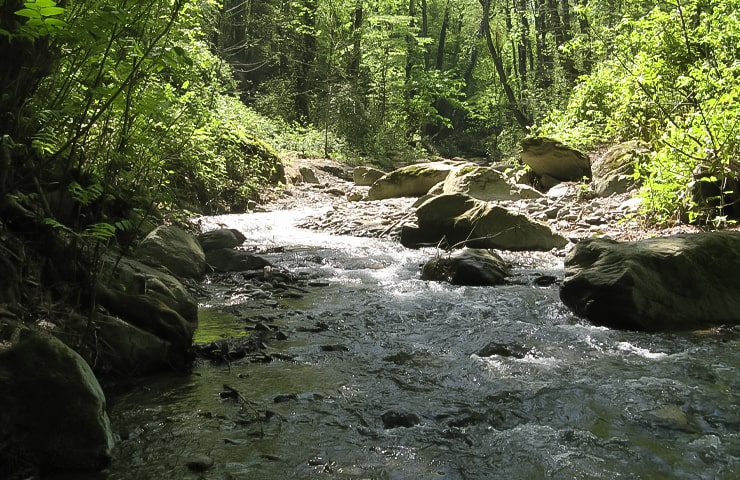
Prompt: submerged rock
<box><xmin>366</xmin><ymin>162</ymin><xmax>458</xmax><ymax>200</ymax></box>
<box><xmin>521</xmin><ymin>137</ymin><xmax>591</xmax><ymax>183</ymax></box>
<box><xmin>0</xmin><ymin>331</ymin><xmax>114</xmax><ymax>472</ymax></box>
<box><xmin>401</xmin><ymin>193</ymin><xmax>567</xmax><ymax>251</ymax></box>
<box><xmin>353</xmin><ymin>166</ymin><xmax>385</xmax><ymax>186</ymax></box>
<box><xmin>135</xmin><ymin>225</ymin><xmax>206</xmax><ymax>279</ymax></box>
<box><xmin>422</xmin><ymin>249</ymin><xmax>509</xmax><ymax>286</ymax></box>
<box><xmin>560</xmin><ymin>232</ymin><xmax>740</xmax><ymax>330</ymax></box>
<box><xmin>197</xmin><ymin>228</ymin><xmax>246</xmax><ymax>252</ymax></box>
<box><xmin>381</xmin><ymin>411</ymin><xmax>420</xmax><ymax>429</ymax></box>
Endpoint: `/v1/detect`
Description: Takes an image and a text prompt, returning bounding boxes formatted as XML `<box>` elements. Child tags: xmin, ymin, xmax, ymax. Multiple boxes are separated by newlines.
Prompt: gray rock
<box><xmin>592</xmin><ymin>141</ymin><xmax>648</xmax><ymax>196</ymax></box>
<box><xmin>353</xmin><ymin>166</ymin><xmax>385</xmax><ymax>186</ymax></box>
<box><xmin>100</xmin><ymin>255</ymin><xmax>197</xmax><ymax>324</ymax></box>
<box><xmin>422</xmin><ymin>249</ymin><xmax>509</xmax><ymax>286</ymax></box>
<box><xmin>442</xmin><ymin>166</ymin><xmax>543</xmax><ymax>201</ymax></box>
<box><xmin>205</xmin><ymin>248</ymin><xmax>272</xmax><ymax>272</ymax></box>
<box><xmin>299</xmin><ymin>166</ymin><xmax>319</xmax><ymax>184</ymax></box>
<box><xmin>401</xmin><ymin>193</ymin><xmax>568</xmax><ymax>251</ymax></box>
<box><xmin>521</xmin><ymin>137</ymin><xmax>591</xmax><ymax>181</ymax></box>
<box><xmin>88</xmin><ymin>315</ymin><xmax>171</xmax><ymax>375</ymax></box>
<box><xmin>560</xmin><ymin>232</ymin><xmax>740</xmax><ymax>330</ymax></box>
<box><xmin>96</xmin><ymin>285</ymin><xmax>195</xmax><ymax>366</ymax></box>
<box><xmin>197</xmin><ymin>228</ymin><xmax>246</xmax><ymax>252</ymax></box>
<box><xmin>135</xmin><ymin>225</ymin><xmax>206</xmax><ymax>279</ymax></box>
<box><xmin>0</xmin><ymin>331</ymin><xmax>114</xmax><ymax>471</ymax></box>
<box><xmin>366</xmin><ymin>162</ymin><xmax>457</xmax><ymax>200</ymax></box>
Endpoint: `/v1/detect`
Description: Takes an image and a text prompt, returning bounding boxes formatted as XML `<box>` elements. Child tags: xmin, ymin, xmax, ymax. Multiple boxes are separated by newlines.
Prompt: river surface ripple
<box><xmin>103</xmin><ymin>207</ymin><xmax>739</xmax><ymax>480</ymax></box>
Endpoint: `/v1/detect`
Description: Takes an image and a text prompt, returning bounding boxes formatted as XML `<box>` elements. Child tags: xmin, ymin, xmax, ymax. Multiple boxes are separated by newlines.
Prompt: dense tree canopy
<box><xmin>0</xmin><ymin>0</ymin><xmax>738</xmax><ymax>226</ymax></box>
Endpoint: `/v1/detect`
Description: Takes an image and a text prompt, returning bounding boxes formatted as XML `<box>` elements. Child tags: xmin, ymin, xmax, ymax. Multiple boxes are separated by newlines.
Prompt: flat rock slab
<box><xmin>560</xmin><ymin>231</ymin><xmax>740</xmax><ymax>331</ymax></box>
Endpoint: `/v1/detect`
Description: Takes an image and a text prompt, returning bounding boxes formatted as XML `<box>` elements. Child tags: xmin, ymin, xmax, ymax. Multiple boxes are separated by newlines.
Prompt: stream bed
<box><xmin>102</xmin><ymin>207</ymin><xmax>738</xmax><ymax>479</ymax></box>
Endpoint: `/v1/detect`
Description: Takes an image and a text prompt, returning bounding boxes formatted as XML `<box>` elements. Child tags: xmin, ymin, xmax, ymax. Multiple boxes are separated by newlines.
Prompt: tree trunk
<box><xmin>349</xmin><ymin>1</ymin><xmax>363</xmax><ymax>77</ymax></box>
<box><xmin>295</xmin><ymin>0</ymin><xmax>317</xmax><ymax>124</ymax></box>
<box><xmin>479</xmin><ymin>0</ymin><xmax>532</xmax><ymax>127</ymax></box>
<box><xmin>436</xmin><ymin>1</ymin><xmax>451</xmax><ymax>71</ymax></box>
<box><xmin>421</xmin><ymin>0</ymin><xmax>430</xmax><ymax>69</ymax></box>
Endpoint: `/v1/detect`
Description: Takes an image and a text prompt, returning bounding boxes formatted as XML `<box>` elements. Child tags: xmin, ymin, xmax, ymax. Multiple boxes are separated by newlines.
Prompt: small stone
<box><xmin>381</xmin><ymin>411</ymin><xmax>420</xmax><ymax>429</ymax></box>
<box><xmin>320</xmin><ymin>344</ymin><xmax>349</xmax><ymax>352</ymax></box>
<box><xmin>186</xmin><ymin>454</ymin><xmax>214</xmax><ymax>472</ymax></box>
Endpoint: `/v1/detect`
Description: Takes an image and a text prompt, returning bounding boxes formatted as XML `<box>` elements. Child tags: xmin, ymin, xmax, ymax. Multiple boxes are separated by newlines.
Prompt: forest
<box><xmin>0</xmin><ymin>0</ymin><xmax>739</xmax><ymax>477</ymax></box>
<box><xmin>1</xmin><ymin>0</ymin><xmax>737</xmax><ymax>227</ymax></box>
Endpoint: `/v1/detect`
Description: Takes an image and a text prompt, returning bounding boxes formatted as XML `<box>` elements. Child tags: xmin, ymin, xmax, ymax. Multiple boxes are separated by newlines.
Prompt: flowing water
<box><xmin>102</xmin><ymin>207</ymin><xmax>738</xmax><ymax>479</ymax></box>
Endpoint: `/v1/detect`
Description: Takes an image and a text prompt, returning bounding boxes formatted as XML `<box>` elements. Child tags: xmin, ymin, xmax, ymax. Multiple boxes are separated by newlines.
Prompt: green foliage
<box><xmin>536</xmin><ymin>0</ymin><xmax>739</xmax><ymax>224</ymax></box>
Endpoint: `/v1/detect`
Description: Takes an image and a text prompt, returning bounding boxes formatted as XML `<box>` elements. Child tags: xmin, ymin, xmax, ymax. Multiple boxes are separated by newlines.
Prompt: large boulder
<box><xmin>401</xmin><ymin>193</ymin><xmax>567</xmax><ymax>251</ymax></box>
<box><xmin>56</xmin><ymin>314</ymin><xmax>172</xmax><ymax>376</ymax></box>
<box><xmin>0</xmin><ymin>331</ymin><xmax>114</xmax><ymax>472</ymax></box>
<box><xmin>101</xmin><ymin>255</ymin><xmax>197</xmax><ymax>324</ymax></box>
<box><xmin>366</xmin><ymin>162</ymin><xmax>458</xmax><ymax>200</ymax></box>
<box><xmin>197</xmin><ymin>228</ymin><xmax>246</xmax><ymax>252</ymax></box>
<box><xmin>205</xmin><ymin>248</ymin><xmax>272</xmax><ymax>272</ymax></box>
<box><xmin>521</xmin><ymin>137</ymin><xmax>591</xmax><ymax>183</ymax></box>
<box><xmin>353</xmin><ymin>166</ymin><xmax>386</xmax><ymax>186</ymax></box>
<box><xmin>422</xmin><ymin>249</ymin><xmax>510</xmax><ymax>286</ymax></box>
<box><xmin>442</xmin><ymin>166</ymin><xmax>542</xmax><ymax>201</ymax></box>
<box><xmin>591</xmin><ymin>141</ymin><xmax>648</xmax><ymax>196</ymax></box>
<box><xmin>135</xmin><ymin>225</ymin><xmax>206</xmax><ymax>279</ymax></box>
<box><xmin>560</xmin><ymin>232</ymin><xmax>740</xmax><ymax>331</ymax></box>
<box><xmin>96</xmin><ymin>286</ymin><xmax>196</xmax><ymax>367</ymax></box>
<box><xmin>299</xmin><ymin>166</ymin><xmax>319</xmax><ymax>184</ymax></box>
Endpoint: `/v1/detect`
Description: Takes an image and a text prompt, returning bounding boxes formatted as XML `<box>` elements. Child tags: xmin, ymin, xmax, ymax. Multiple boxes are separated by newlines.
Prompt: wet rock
<box><xmin>205</xmin><ymin>248</ymin><xmax>272</xmax><ymax>273</ymax></box>
<box><xmin>197</xmin><ymin>228</ymin><xmax>246</xmax><ymax>252</ymax></box>
<box><xmin>320</xmin><ymin>344</ymin><xmax>349</xmax><ymax>352</ymax></box>
<box><xmin>475</xmin><ymin>342</ymin><xmax>530</xmax><ymax>358</ymax></box>
<box><xmin>186</xmin><ymin>454</ymin><xmax>214</xmax><ymax>472</ymax></box>
<box><xmin>0</xmin><ymin>331</ymin><xmax>114</xmax><ymax>472</ymax></box>
<box><xmin>422</xmin><ymin>249</ymin><xmax>509</xmax><ymax>286</ymax></box>
<box><xmin>532</xmin><ymin>274</ymin><xmax>558</xmax><ymax>287</ymax></box>
<box><xmin>347</xmin><ymin>191</ymin><xmax>364</xmax><ymax>202</ymax></box>
<box><xmin>401</xmin><ymin>193</ymin><xmax>568</xmax><ymax>251</ymax></box>
<box><xmin>195</xmin><ymin>334</ymin><xmax>266</xmax><ymax>363</ymax></box>
<box><xmin>381</xmin><ymin>411</ymin><xmax>420</xmax><ymax>429</ymax></box>
<box><xmin>299</xmin><ymin>166</ymin><xmax>320</xmax><ymax>184</ymax></box>
<box><xmin>591</xmin><ymin>141</ymin><xmax>648</xmax><ymax>196</ymax></box>
<box><xmin>135</xmin><ymin>225</ymin><xmax>207</xmax><ymax>279</ymax></box>
<box><xmin>442</xmin><ymin>166</ymin><xmax>542</xmax><ymax>202</ymax></box>
<box><xmin>366</xmin><ymin>162</ymin><xmax>458</xmax><ymax>200</ymax></box>
<box><xmin>325</xmin><ymin>187</ymin><xmax>345</xmax><ymax>197</ymax></box>
<box><xmin>353</xmin><ymin>166</ymin><xmax>386</xmax><ymax>186</ymax></box>
<box><xmin>274</xmin><ymin>393</ymin><xmax>298</xmax><ymax>403</ymax></box>
<box><xmin>560</xmin><ymin>232</ymin><xmax>740</xmax><ymax>330</ymax></box>
<box><xmin>521</xmin><ymin>137</ymin><xmax>591</xmax><ymax>182</ymax></box>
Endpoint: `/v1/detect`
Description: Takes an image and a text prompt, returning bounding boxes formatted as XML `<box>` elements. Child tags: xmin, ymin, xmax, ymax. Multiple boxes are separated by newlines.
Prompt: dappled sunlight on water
<box><xmin>99</xmin><ymin>207</ymin><xmax>740</xmax><ymax>479</ymax></box>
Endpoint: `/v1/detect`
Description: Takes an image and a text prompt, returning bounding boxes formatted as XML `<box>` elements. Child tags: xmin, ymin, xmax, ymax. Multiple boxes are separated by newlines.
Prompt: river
<box><xmin>101</xmin><ymin>206</ymin><xmax>738</xmax><ymax>479</ymax></box>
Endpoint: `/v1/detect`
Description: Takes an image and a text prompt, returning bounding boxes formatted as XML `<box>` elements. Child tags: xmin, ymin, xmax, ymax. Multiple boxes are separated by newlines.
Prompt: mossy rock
<box><xmin>366</xmin><ymin>162</ymin><xmax>458</xmax><ymax>200</ymax></box>
<box><xmin>0</xmin><ymin>331</ymin><xmax>114</xmax><ymax>472</ymax></box>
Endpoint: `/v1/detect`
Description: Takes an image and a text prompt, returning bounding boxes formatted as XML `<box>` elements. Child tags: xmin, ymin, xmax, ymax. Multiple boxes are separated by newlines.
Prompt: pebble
<box><xmin>185</xmin><ymin>454</ymin><xmax>214</xmax><ymax>472</ymax></box>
